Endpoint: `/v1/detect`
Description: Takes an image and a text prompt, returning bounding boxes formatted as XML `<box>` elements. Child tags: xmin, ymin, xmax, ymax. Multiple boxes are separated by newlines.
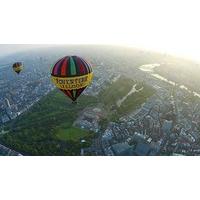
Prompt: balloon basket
<box><xmin>72</xmin><ymin>101</ymin><xmax>78</xmax><ymax>105</ymax></box>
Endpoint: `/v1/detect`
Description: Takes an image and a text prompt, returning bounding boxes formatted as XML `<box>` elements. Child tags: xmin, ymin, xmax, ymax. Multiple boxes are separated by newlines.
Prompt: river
<box><xmin>139</xmin><ymin>64</ymin><xmax>200</xmax><ymax>98</ymax></box>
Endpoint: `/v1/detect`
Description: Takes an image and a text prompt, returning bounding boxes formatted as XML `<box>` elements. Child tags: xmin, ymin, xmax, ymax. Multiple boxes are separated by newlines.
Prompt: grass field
<box><xmin>99</xmin><ymin>76</ymin><xmax>135</xmax><ymax>107</ymax></box>
<box><xmin>56</xmin><ymin>126</ymin><xmax>92</xmax><ymax>142</ymax></box>
<box><xmin>98</xmin><ymin>76</ymin><xmax>155</xmax><ymax>123</ymax></box>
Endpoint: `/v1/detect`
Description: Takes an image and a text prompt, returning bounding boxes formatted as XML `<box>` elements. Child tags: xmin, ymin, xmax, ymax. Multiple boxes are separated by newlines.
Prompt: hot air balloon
<box><xmin>51</xmin><ymin>56</ymin><xmax>93</xmax><ymax>102</ymax></box>
<box><xmin>13</xmin><ymin>62</ymin><xmax>23</xmax><ymax>74</ymax></box>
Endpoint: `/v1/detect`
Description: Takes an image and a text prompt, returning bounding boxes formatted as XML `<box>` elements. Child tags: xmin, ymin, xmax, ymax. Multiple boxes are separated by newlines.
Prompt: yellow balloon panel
<box><xmin>13</xmin><ymin>66</ymin><xmax>23</xmax><ymax>72</ymax></box>
<box><xmin>51</xmin><ymin>72</ymin><xmax>93</xmax><ymax>90</ymax></box>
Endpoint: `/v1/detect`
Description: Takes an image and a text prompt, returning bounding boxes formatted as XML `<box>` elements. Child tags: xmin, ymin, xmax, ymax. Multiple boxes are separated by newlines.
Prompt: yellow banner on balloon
<box><xmin>51</xmin><ymin>72</ymin><xmax>93</xmax><ymax>90</ymax></box>
<box><xmin>14</xmin><ymin>66</ymin><xmax>23</xmax><ymax>72</ymax></box>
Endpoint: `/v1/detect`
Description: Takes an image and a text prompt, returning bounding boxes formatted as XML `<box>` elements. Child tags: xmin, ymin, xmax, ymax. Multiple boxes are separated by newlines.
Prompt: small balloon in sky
<box><xmin>13</xmin><ymin>62</ymin><xmax>23</xmax><ymax>74</ymax></box>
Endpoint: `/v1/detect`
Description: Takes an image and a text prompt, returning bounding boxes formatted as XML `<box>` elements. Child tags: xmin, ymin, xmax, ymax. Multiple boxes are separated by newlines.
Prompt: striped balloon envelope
<box><xmin>51</xmin><ymin>56</ymin><xmax>93</xmax><ymax>102</ymax></box>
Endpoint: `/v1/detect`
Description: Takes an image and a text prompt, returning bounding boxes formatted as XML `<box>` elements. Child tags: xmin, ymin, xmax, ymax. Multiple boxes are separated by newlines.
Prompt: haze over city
<box><xmin>1</xmin><ymin>0</ymin><xmax>200</xmax><ymax>61</ymax></box>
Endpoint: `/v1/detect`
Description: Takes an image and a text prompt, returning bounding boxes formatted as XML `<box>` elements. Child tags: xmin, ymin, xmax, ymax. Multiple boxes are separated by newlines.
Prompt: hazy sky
<box><xmin>0</xmin><ymin>45</ymin><xmax>45</xmax><ymax>57</ymax></box>
<box><xmin>0</xmin><ymin>0</ymin><xmax>200</xmax><ymax>61</ymax></box>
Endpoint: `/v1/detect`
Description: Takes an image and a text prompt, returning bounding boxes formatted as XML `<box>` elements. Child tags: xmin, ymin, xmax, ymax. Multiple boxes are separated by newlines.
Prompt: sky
<box><xmin>0</xmin><ymin>45</ymin><xmax>47</xmax><ymax>57</ymax></box>
<box><xmin>0</xmin><ymin>0</ymin><xmax>200</xmax><ymax>61</ymax></box>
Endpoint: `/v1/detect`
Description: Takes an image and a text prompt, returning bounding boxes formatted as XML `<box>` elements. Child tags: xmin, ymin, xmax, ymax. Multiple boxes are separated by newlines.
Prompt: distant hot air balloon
<box><xmin>51</xmin><ymin>56</ymin><xmax>93</xmax><ymax>102</ymax></box>
<box><xmin>13</xmin><ymin>62</ymin><xmax>23</xmax><ymax>74</ymax></box>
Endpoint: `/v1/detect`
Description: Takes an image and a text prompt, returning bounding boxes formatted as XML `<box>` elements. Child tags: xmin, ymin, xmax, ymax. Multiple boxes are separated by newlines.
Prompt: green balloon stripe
<box><xmin>69</xmin><ymin>57</ymin><xmax>77</xmax><ymax>75</ymax></box>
